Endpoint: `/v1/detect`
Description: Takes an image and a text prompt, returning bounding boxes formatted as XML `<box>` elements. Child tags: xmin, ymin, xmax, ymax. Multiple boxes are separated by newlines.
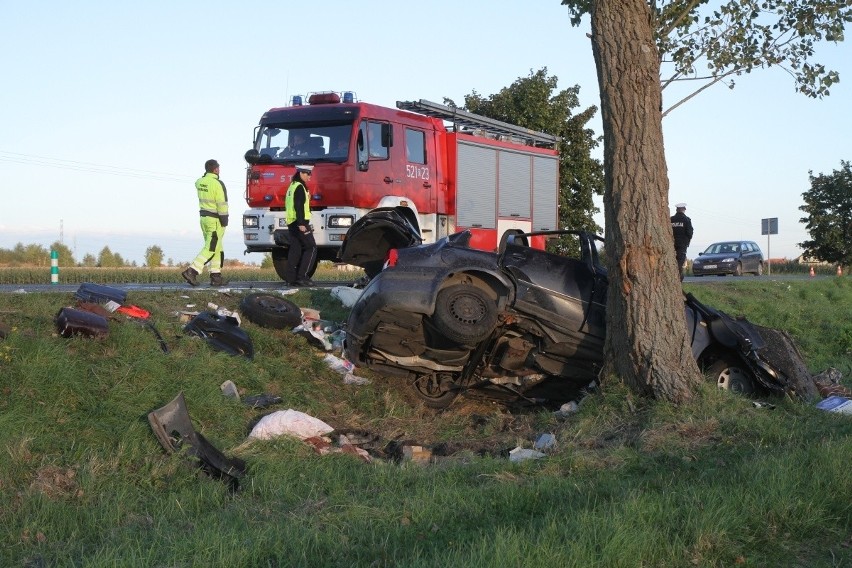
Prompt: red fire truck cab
<box><xmin>242</xmin><ymin>92</ymin><xmax>560</xmax><ymax>280</ymax></box>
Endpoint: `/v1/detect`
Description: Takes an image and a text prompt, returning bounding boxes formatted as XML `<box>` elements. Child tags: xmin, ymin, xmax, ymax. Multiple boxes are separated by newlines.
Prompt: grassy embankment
<box><xmin>1</xmin><ymin>276</ymin><xmax>850</xmax><ymax>566</ymax></box>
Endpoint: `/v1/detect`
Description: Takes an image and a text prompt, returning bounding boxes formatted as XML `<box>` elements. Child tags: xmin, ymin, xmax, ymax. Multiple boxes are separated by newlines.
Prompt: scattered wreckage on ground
<box><xmin>338</xmin><ymin>207</ymin><xmax>815</xmax><ymax>409</ymax></box>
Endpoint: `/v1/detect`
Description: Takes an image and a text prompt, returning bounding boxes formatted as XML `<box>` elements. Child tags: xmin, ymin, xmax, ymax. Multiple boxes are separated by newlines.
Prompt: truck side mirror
<box><xmin>357</xmin><ymin>129</ymin><xmax>368</xmax><ymax>171</ymax></box>
<box><xmin>244</xmin><ymin>149</ymin><xmax>260</xmax><ymax>165</ymax></box>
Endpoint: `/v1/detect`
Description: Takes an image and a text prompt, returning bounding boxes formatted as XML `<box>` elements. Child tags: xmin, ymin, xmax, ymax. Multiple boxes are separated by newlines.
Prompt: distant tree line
<box><xmin>0</xmin><ymin>242</ymin><xmax>175</xmax><ymax>268</ymax></box>
<box><xmin>0</xmin><ymin>241</ymin><xmax>265</xmax><ymax>268</ymax></box>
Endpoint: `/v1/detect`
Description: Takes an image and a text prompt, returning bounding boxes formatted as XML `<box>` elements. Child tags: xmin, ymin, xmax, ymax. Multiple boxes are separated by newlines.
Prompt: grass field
<box><xmin>1</xmin><ymin>277</ymin><xmax>850</xmax><ymax>566</ymax></box>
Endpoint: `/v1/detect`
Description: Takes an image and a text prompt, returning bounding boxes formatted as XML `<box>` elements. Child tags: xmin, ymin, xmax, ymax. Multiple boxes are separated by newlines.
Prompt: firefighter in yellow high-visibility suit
<box><xmin>181</xmin><ymin>159</ymin><xmax>229</xmax><ymax>287</ymax></box>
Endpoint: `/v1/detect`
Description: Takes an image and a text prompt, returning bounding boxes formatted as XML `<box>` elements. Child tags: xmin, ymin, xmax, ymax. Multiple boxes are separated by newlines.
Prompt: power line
<box><xmin>0</xmin><ymin>150</ymin><xmax>242</xmax><ymax>186</ymax></box>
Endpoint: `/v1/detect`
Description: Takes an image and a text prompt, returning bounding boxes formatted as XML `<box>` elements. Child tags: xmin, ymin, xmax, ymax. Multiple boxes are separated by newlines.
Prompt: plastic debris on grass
<box><xmin>508</xmin><ymin>447</ymin><xmax>546</xmax><ymax>462</ymax></box>
<box><xmin>248</xmin><ymin>409</ymin><xmax>334</xmax><ymax>441</ymax></box>
<box><xmin>331</xmin><ymin>286</ymin><xmax>364</xmax><ymax>308</ymax></box>
<box><xmin>816</xmin><ymin>396</ymin><xmax>852</xmax><ymax>415</ymax></box>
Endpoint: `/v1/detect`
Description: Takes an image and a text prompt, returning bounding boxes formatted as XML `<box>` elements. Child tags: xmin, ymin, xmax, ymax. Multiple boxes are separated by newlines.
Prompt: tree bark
<box><xmin>590</xmin><ymin>0</ymin><xmax>701</xmax><ymax>402</ymax></box>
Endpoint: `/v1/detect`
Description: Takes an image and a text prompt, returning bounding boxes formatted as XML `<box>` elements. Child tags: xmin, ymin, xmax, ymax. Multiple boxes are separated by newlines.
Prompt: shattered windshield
<box><xmin>255</xmin><ymin>122</ymin><xmax>353</xmax><ymax>163</ymax></box>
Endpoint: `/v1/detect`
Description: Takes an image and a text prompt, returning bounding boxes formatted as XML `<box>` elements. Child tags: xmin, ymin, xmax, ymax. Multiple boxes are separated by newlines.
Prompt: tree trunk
<box><xmin>590</xmin><ymin>0</ymin><xmax>701</xmax><ymax>402</ymax></box>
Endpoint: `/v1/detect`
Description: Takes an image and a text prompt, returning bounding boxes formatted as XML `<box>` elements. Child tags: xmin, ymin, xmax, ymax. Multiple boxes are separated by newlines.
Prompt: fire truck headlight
<box><xmin>328</xmin><ymin>215</ymin><xmax>355</xmax><ymax>228</ymax></box>
<box><xmin>243</xmin><ymin>216</ymin><xmax>259</xmax><ymax>228</ymax></box>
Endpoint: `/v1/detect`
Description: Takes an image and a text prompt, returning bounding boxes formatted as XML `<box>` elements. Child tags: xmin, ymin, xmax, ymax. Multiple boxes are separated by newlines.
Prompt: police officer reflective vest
<box><xmin>285</xmin><ymin>181</ymin><xmax>310</xmax><ymax>225</ymax></box>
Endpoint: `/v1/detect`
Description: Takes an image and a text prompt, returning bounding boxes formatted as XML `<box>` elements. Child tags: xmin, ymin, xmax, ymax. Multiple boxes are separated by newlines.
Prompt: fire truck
<box><xmin>241</xmin><ymin>92</ymin><xmax>560</xmax><ymax>280</ymax></box>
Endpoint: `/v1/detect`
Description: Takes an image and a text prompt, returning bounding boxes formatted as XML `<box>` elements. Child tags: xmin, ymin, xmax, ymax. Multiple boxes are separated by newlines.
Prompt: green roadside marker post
<box><xmin>50</xmin><ymin>250</ymin><xmax>59</xmax><ymax>284</ymax></box>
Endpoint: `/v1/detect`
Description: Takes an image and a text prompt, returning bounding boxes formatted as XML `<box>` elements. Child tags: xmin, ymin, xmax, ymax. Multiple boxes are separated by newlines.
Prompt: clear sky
<box><xmin>1</xmin><ymin>1</ymin><xmax>849</xmax><ymax>266</ymax></box>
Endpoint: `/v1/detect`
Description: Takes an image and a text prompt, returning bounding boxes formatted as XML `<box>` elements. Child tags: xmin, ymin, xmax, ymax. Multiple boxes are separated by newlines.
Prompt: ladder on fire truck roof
<box><xmin>396</xmin><ymin>99</ymin><xmax>560</xmax><ymax>149</ymax></box>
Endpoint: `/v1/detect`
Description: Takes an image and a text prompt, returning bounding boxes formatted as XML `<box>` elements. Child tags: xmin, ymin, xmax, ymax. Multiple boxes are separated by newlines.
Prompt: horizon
<box><xmin>2</xmin><ymin>2</ymin><xmax>850</xmax><ymax>265</ymax></box>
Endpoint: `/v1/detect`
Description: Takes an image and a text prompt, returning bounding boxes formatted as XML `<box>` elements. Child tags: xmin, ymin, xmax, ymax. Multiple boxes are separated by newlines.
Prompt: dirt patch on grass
<box><xmin>639</xmin><ymin>418</ymin><xmax>722</xmax><ymax>452</ymax></box>
<box><xmin>30</xmin><ymin>465</ymin><xmax>83</xmax><ymax>499</ymax></box>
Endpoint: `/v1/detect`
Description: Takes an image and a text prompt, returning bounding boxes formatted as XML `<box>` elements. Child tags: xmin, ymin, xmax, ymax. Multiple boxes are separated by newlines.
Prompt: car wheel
<box><xmin>756</xmin><ymin>262</ymin><xmax>763</xmax><ymax>276</ymax></box>
<box><xmin>412</xmin><ymin>373</ymin><xmax>458</xmax><ymax>409</ymax></box>
<box><xmin>240</xmin><ymin>293</ymin><xmax>302</xmax><ymax>329</ymax></box>
<box><xmin>432</xmin><ymin>283</ymin><xmax>498</xmax><ymax>345</ymax></box>
<box><xmin>734</xmin><ymin>262</ymin><xmax>743</xmax><ymax>276</ymax></box>
<box><xmin>706</xmin><ymin>356</ymin><xmax>756</xmax><ymax>395</ymax></box>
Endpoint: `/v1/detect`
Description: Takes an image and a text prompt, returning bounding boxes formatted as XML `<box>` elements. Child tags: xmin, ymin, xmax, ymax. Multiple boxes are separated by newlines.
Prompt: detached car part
<box><xmin>184</xmin><ymin>311</ymin><xmax>254</xmax><ymax>358</ymax></box>
<box><xmin>148</xmin><ymin>392</ymin><xmax>246</xmax><ymax>489</ymax></box>
<box><xmin>55</xmin><ymin>307</ymin><xmax>109</xmax><ymax>339</ymax></box>
<box><xmin>74</xmin><ymin>282</ymin><xmax>128</xmax><ymax>305</ymax></box>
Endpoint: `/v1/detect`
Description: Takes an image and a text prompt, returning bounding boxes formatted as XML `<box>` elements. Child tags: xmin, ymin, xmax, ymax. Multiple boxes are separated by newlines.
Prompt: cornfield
<box><xmin>0</xmin><ymin>262</ymin><xmax>363</xmax><ymax>285</ymax></box>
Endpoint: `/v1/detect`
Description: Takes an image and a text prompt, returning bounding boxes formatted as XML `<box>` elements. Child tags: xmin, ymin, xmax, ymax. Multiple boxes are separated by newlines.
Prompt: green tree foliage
<box><xmin>81</xmin><ymin>253</ymin><xmax>97</xmax><ymax>267</ymax></box>
<box><xmin>49</xmin><ymin>241</ymin><xmax>76</xmax><ymax>267</ymax></box>
<box><xmin>0</xmin><ymin>243</ymin><xmax>50</xmax><ymax>266</ymax></box>
<box><xmin>97</xmin><ymin>246</ymin><xmax>125</xmax><ymax>268</ymax></box>
<box><xmin>144</xmin><ymin>245</ymin><xmax>165</xmax><ymax>268</ymax></box>
<box><xmin>799</xmin><ymin>160</ymin><xmax>852</xmax><ymax>268</ymax></box>
<box><xmin>454</xmin><ymin>68</ymin><xmax>604</xmax><ymax>252</ymax></box>
<box><xmin>563</xmin><ymin>0</ymin><xmax>851</xmax><ymax>116</ymax></box>
<box><xmin>261</xmin><ymin>253</ymin><xmax>273</xmax><ymax>269</ymax></box>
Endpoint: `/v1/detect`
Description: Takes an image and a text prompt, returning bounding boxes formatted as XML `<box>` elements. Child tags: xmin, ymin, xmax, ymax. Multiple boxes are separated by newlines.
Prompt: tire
<box><xmin>240</xmin><ymin>293</ymin><xmax>302</xmax><ymax>329</ymax></box>
<box><xmin>431</xmin><ymin>283</ymin><xmax>498</xmax><ymax>345</ymax></box>
<box><xmin>756</xmin><ymin>262</ymin><xmax>763</xmax><ymax>276</ymax></box>
<box><xmin>271</xmin><ymin>248</ymin><xmax>318</xmax><ymax>282</ymax></box>
<box><xmin>734</xmin><ymin>262</ymin><xmax>743</xmax><ymax>276</ymax></box>
<box><xmin>412</xmin><ymin>373</ymin><xmax>459</xmax><ymax>409</ymax></box>
<box><xmin>705</xmin><ymin>356</ymin><xmax>756</xmax><ymax>395</ymax></box>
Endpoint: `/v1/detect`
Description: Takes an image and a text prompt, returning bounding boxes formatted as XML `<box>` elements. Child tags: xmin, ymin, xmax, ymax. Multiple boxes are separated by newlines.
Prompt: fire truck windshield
<box><xmin>255</xmin><ymin>123</ymin><xmax>352</xmax><ymax>163</ymax></box>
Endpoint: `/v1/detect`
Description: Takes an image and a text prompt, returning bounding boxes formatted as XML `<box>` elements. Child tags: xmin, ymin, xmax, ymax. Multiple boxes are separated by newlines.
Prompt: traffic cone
<box><xmin>838</xmin><ymin>265</ymin><xmax>843</xmax><ymax>277</ymax></box>
<box><xmin>809</xmin><ymin>266</ymin><xmax>815</xmax><ymax>277</ymax></box>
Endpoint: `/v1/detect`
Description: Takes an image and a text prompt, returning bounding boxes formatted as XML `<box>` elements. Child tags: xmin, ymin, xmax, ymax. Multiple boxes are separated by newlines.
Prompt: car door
<box><xmin>741</xmin><ymin>242</ymin><xmax>756</xmax><ymax>272</ymax></box>
<box><xmin>500</xmin><ymin>232</ymin><xmax>606</xmax><ymax>340</ymax></box>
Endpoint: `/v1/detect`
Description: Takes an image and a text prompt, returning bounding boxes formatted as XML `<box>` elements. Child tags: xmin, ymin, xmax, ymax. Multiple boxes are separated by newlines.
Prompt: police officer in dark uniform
<box><xmin>671</xmin><ymin>202</ymin><xmax>694</xmax><ymax>281</ymax></box>
<box><xmin>284</xmin><ymin>164</ymin><xmax>317</xmax><ymax>286</ymax></box>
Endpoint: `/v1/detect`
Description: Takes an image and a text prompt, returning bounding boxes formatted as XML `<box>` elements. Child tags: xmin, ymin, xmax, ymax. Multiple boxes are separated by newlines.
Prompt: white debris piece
<box><xmin>331</xmin><ymin>286</ymin><xmax>364</xmax><ymax>308</ymax></box>
<box><xmin>248</xmin><ymin>409</ymin><xmax>334</xmax><ymax>440</ymax></box>
<box><xmin>508</xmin><ymin>447</ymin><xmax>546</xmax><ymax>463</ymax></box>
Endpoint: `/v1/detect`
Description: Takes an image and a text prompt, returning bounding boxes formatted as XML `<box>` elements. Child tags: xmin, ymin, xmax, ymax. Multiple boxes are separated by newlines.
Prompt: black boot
<box><xmin>181</xmin><ymin>267</ymin><xmax>199</xmax><ymax>287</ymax></box>
<box><xmin>210</xmin><ymin>273</ymin><xmax>228</xmax><ymax>287</ymax></box>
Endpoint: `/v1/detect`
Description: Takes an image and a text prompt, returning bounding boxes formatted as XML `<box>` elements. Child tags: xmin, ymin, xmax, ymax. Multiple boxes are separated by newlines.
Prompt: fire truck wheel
<box><xmin>432</xmin><ymin>283</ymin><xmax>497</xmax><ymax>346</ymax></box>
<box><xmin>271</xmin><ymin>249</ymin><xmax>317</xmax><ymax>282</ymax></box>
<box><xmin>240</xmin><ymin>293</ymin><xmax>302</xmax><ymax>329</ymax></box>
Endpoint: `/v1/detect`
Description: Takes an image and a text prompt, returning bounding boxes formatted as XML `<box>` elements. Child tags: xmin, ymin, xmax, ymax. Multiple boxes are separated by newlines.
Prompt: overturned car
<box><xmin>339</xmin><ymin>208</ymin><xmax>792</xmax><ymax>409</ymax></box>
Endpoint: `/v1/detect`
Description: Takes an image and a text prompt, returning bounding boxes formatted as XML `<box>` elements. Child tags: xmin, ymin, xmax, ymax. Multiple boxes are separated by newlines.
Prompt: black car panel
<box><xmin>337</xmin><ymin>206</ymin><xmax>422</xmax><ymax>277</ymax></box>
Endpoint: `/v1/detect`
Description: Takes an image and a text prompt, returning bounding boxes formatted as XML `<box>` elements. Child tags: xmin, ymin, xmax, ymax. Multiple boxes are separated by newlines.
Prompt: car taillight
<box><xmin>386</xmin><ymin>249</ymin><xmax>399</xmax><ymax>268</ymax></box>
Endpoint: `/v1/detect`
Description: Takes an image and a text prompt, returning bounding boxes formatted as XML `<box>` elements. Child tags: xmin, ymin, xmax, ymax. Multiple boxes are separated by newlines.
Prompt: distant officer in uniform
<box><xmin>670</xmin><ymin>202</ymin><xmax>694</xmax><ymax>281</ymax></box>
<box><xmin>284</xmin><ymin>164</ymin><xmax>317</xmax><ymax>286</ymax></box>
<box><xmin>182</xmin><ymin>159</ymin><xmax>229</xmax><ymax>287</ymax></box>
